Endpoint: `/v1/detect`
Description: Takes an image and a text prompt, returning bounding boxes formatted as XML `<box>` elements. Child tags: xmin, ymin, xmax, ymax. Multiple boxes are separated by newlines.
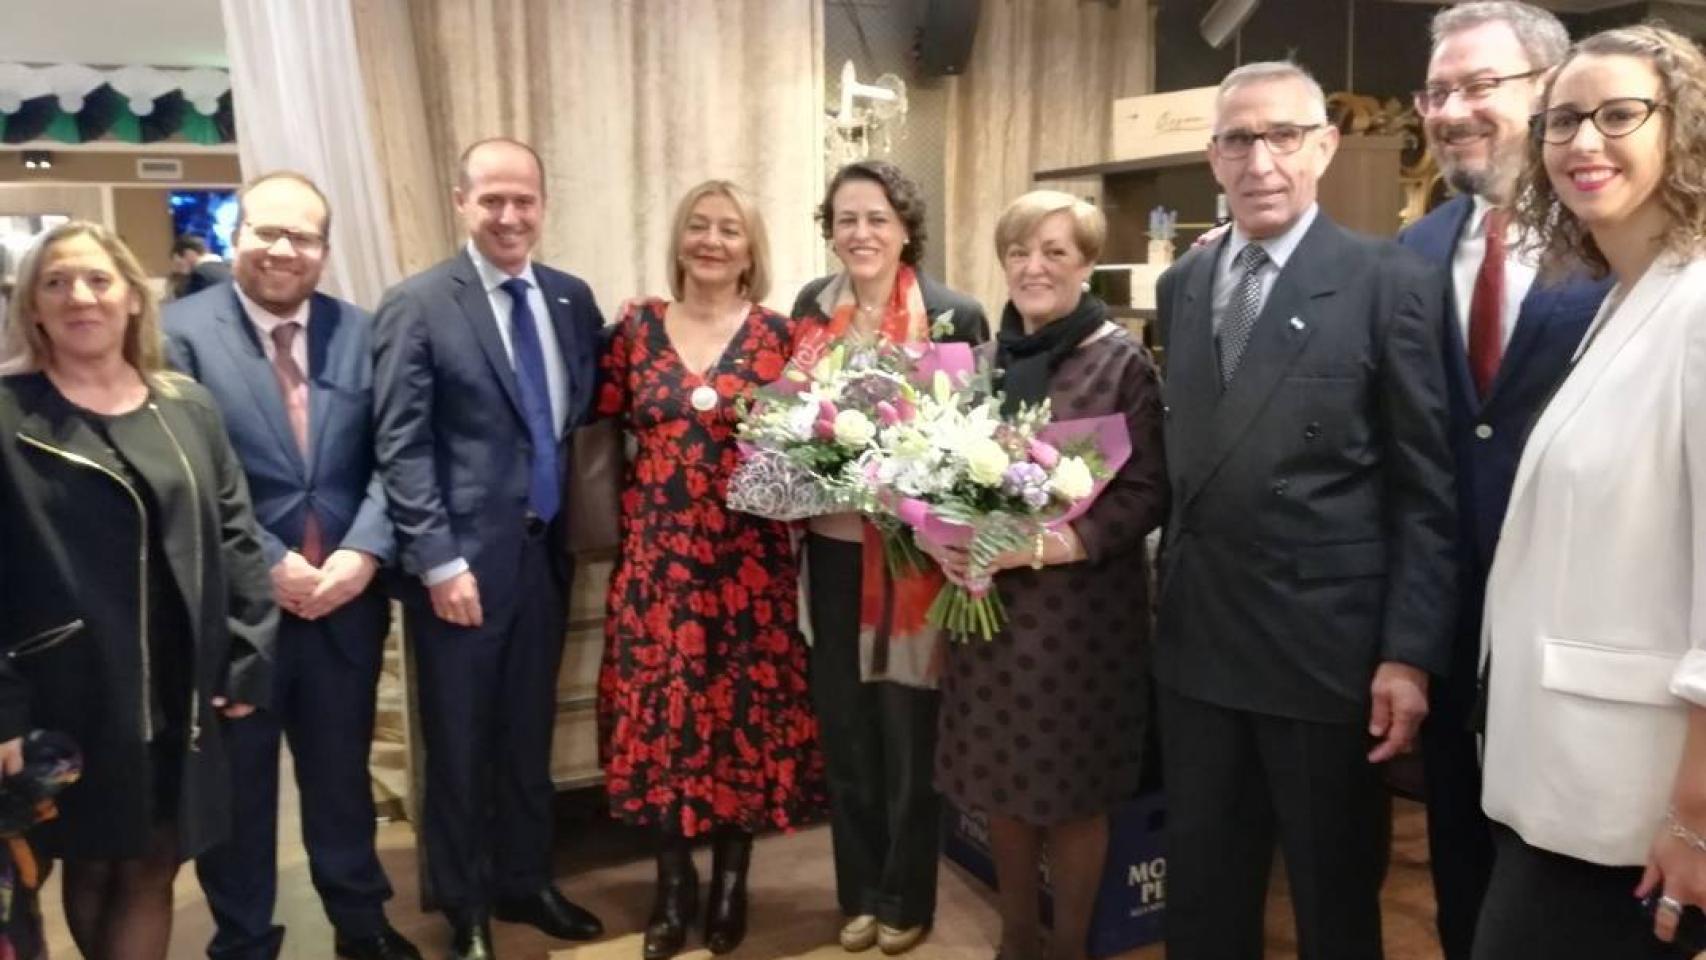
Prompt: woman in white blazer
<box><xmin>1477</xmin><ymin>24</ymin><xmax>1706</xmax><ymax>959</ymax></box>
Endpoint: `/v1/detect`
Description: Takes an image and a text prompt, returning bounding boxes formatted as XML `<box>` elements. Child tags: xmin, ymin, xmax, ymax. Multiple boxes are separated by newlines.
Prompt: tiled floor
<box><xmin>38</xmin><ymin>756</ymin><xmax>1445</xmax><ymax>960</ymax></box>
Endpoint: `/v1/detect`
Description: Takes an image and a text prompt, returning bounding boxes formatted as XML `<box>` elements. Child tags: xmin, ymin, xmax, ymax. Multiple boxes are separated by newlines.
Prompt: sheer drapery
<box><xmin>351</xmin><ymin>0</ymin><xmax>826</xmax><ymax>314</ymax></box>
<box><xmin>944</xmin><ymin>0</ymin><xmax>1151</xmax><ymax>309</ymax></box>
<box><xmin>220</xmin><ymin>0</ymin><xmax>402</xmax><ymax>309</ymax></box>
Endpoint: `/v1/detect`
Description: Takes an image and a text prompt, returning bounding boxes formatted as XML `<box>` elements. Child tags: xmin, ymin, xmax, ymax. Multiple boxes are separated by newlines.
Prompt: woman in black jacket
<box><xmin>791</xmin><ymin>161</ymin><xmax>987</xmax><ymax>955</ymax></box>
<box><xmin>0</xmin><ymin>221</ymin><xmax>276</xmax><ymax>960</ymax></box>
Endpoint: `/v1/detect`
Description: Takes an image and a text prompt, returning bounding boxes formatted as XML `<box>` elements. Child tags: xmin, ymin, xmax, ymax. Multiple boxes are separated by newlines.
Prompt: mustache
<box><xmin>1433</xmin><ymin>120</ymin><xmax>1496</xmax><ymax>144</ymax></box>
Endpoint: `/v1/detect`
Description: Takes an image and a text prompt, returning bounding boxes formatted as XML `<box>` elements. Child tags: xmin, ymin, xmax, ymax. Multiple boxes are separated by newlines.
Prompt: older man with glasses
<box><xmin>1153</xmin><ymin>60</ymin><xmax>1456</xmax><ymax>960</ymax></box>
<box><xmin>1396</xmin><ymin>5</ymin><xmax>1612</xmax><ymax>957</ymax></box>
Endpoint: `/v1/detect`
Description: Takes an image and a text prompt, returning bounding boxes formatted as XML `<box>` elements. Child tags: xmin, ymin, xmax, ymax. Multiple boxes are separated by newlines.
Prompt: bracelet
<box><xmin>1667</xmin><ymin>807</ymin><xmax>1706</xmax><ymax>855</ymax></box>
<box><xmin>1030</xmin><ymin>531</ymin><xmax>1047</xmax><ymax>570</ymax></box>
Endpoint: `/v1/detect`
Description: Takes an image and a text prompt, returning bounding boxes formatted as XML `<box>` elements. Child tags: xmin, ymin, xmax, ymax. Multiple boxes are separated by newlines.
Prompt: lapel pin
<box><xmin>556</xmin><ymin>296</ymin><xmax>571</xmax><ymax>305</ymax></box>
<box><xmin>1289</xmin><ymin>317</ymin><xmax>1305</xmax><ymax>331</ymax></box>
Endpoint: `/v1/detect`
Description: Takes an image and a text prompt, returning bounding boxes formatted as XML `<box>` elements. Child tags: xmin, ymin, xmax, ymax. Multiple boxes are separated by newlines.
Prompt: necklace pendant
<box><xmin>690</xmin><ymin>384</ymin><xmax>719</xmax><ymax>412</ymax></box>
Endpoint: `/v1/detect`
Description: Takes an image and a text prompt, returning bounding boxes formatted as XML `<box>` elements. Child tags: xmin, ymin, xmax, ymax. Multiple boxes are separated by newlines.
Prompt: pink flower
<box><xmin>818</xmin><ymin>399</ymin><xmax>838</xmax><ymax>421</ymax></box>
<box><xmin>894</xmin><ymin>396</ymin><xmax>916</xmax><ymax>421</ymax></box>
<box><xmin>814</xmin><ymin>418</ymin><xmax>836</xmax><ymax>440</ymax></box>
<box><xmin>1028</xmin><ymin>439</ymin><xmax>1061</xmax><ymax>470</ymax></box>
<box><xmin>877</xmin><ymin>401</ymin><xmax>900</xmax><ymax>426</ymax></box>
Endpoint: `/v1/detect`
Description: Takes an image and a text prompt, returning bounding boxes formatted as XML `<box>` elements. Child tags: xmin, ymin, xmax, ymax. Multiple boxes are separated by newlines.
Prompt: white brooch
<box><xmin>690</xmin><ymin>385</ymin><xmax>719</xmax><ymax>412</ymax></box>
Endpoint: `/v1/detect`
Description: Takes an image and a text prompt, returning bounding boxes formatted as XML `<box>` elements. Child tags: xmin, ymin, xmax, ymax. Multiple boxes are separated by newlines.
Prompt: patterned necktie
<box><xmin>270</xmin><ymin>322</ymin><xmax>324</xmax><ymax>564</ymax></box>
<box><xmin>1467</xmin><ymin>207</ymin><xmax>1509</xmax><ymax>400</ymax></box>
<box><xmin>1218</xmin><ymin>243</ymin><xmax>1270</xmax><ymax>385</ymax></box>
<box><xmin>499</xmin><ymin>277</ymin><xmax>561</xmax><ymax>522</ymax></box>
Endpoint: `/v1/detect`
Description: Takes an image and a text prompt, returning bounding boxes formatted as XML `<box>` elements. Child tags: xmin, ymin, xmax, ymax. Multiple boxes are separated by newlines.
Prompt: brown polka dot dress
<box><xmin>935</xmin><ymin>328</ymin><xmax>1169</xmax><ymax>825</ymax></box>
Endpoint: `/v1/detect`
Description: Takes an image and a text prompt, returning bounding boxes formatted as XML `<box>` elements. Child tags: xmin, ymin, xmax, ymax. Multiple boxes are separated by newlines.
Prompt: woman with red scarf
<box><xmin>790</xmin><ymin>161</ymin><xmax>987</xmax><ymax>955</ymax></box>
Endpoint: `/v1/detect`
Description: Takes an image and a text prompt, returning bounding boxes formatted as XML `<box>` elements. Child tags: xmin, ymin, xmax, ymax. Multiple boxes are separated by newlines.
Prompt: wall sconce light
<box><xmin>21</xmin><ymin>150</ymin><xmax>53</xmax><ymax>171</ymax></box>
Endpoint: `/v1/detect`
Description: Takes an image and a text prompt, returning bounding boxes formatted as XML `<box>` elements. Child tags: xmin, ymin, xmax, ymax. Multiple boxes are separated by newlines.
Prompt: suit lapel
<box><xmin>451</xmin><ymin>252</ymin><xmax>527</xmax><ymax>424</ymax></box>
<box><xmin>536</xmin><ymin>269</ymin><xmax>583</xmax><ymax>433</ymax></box>
<box><xmin>1431</xmin><ymin>199</ymin><xmax>1481</xmax><ymax>414</ymax></box>
<box><xmin>1505</xmin><ymin>257</ymin><xmax>1685</xmax><ymax>512</ymax></box>
<box><xmin>304</xmin><ymin>294</ymin><xmax>339</xmax><ymax>476</ymax></box>
<box><xmin>215</xmin><ymin>288</ymin><xmax>306</xmax><ymax>480</ymax></box>
<box><xmin>1188</xmin><ymin>220</ymin><xmax>1337</xmax><ymax>505</ymax></box>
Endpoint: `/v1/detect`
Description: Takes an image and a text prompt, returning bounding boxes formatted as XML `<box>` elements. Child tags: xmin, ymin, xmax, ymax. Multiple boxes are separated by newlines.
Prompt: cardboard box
<box><xmin>1111</xmin><ymin>87</ymin><xmax>1218</xmax><ymax>164</ymax></box>
<box><xmin>942</xmin><ymin>793</ymin><xmax>1168</xmax><ymax>956</ymax></box>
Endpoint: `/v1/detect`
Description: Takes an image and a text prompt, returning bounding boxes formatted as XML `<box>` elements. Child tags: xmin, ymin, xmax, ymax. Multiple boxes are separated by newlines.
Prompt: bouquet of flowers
<box><xmin>727</xmin><ymin>329</ymin><xmax>974</xmax><ymax>522</ymax></box>
<box><xmin>863</xmin><ymin>370</ymin><xmax>1131</xmax><ymax>641</ymax></box>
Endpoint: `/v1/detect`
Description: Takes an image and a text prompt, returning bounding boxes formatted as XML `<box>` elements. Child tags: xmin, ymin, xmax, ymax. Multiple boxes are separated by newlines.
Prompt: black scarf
<box><xmin>994</xmin><ymin>293</ymin><xmax>1106</xmax><ymax>416</ymax></box>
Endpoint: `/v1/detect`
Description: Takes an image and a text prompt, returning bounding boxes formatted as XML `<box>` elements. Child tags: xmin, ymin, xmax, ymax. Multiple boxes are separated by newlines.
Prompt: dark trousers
<box><xmin>412</xmin><ymin>534</ymin><xmax>566</xmax><ymax>918</ymax></box>
<box><xmin>807</xmin><ymin>534</ymin><xmax>941</xmax><ymax>929</ymax></box>
<box><xmin>1421</xmin><ymin>709</ymin><xmax>1493</xmax><ymax>960</ymax></box>
<box><xmin>196</xmin><ymin>599</ymin><xmax>393</xmax><ymax>960</ymax></box>
<box><xmin>1158</xmin><ymin>685</ymin><xmax>1387</xmax><ymax>960</ymax></box>
<box><xmin>1472</xmin><ymin>824</ymin><xmax>1670</xmax><ymax>959</ymax></box>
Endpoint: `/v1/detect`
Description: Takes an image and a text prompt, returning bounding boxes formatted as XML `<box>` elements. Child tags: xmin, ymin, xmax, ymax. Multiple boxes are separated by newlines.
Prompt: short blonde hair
<box><xmin>1</xmin><ymin>221</ymin><xmax>164</xmax><ymax>376</ymax></box>
<box><xmin>668</xmin><ymin>180</ymin><xmax>771</xmax><ymax>302</ymax></box>
<box><xmin>993</xmin><ymin>190</ymin><xmax>1107</xmax><ymax>263</ymax></box>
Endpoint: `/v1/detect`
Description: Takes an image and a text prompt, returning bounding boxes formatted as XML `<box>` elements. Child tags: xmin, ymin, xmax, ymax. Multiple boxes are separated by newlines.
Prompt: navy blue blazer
<box><xmin>372</xmin><ymin>250</ymin><xmax>603</xmax><ymax>621</ymax></box>
<box><xmin>1398</xmin><ymin>195</ymin><xmax>1610</xmax><ymax>711</ymax></box>
<box><xmin>163</xmin><ymin>283</ymin><xmax>394</xmax><ymax>662</ymax></box>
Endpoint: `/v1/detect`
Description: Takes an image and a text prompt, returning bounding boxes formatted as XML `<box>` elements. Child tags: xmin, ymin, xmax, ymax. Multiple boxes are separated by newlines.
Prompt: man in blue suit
<box><xmin>1398</xmin><ymin>5</ymin><xmax>1610</xmax><ymax>957</ymax></box>
<box><xmin>164</xmin><ymin>172</ymin><xmax>419</xmax><ymax>960</ymax></box>
<box><xmin>373</xmin><ymin>138</ymin><xmax>604</xmax><ymax>960</ymax></box>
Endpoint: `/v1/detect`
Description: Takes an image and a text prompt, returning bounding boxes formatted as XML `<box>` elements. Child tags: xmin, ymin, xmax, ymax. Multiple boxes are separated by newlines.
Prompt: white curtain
<box><xmin>220</xmin><ymin>0</ymin><xmax>400</xmax><ymax>309</ymax></box>
<box><xmin>350</xmin><ymin>0</ymin><xmax>825</xmax><ymax>316</ymax></box>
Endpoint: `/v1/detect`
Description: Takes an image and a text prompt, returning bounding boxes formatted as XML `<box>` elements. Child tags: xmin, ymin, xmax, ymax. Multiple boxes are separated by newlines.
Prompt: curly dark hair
<box><xmin>1515</xmin><ymin>23</ymin><xmax>1706</xmax><ymax>279</ymax></box>
<box><xmin>815</xmin><ymin>160</ymin><xmax>927</xmax><ymax>266</ymax></box>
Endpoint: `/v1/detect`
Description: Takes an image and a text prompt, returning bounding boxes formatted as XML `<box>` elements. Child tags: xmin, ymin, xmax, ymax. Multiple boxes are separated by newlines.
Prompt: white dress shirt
<box><xmin>1451</xmin><ymin>196</ymin><xmax>1537</xmax><ymax>350</ymax></box>
<box><xmin>1212</xmin><ymin>203</ymin><xmax>1321</xmax><ymax>332</ymax></box>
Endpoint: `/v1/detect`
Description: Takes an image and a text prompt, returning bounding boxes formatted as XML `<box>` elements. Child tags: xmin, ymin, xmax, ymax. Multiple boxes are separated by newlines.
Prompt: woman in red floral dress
<box><xmin>596</xmin><ymin>180</ymin><xmax>824</xmax><ymax>960</ymax></box>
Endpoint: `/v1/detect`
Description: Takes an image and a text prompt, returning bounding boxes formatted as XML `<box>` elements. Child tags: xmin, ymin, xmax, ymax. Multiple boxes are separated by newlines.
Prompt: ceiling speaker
<box><xmin>914</xmin><ymin>0</ymin><xmax>981</xmax><ymax>77</ymax></box>
<box><xmin>1200</xmin><ymin>0</ymin><xmax>1262</xmax><ymax>50</ymax></box>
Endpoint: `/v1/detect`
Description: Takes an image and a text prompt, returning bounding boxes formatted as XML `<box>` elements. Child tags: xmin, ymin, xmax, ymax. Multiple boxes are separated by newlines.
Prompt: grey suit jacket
<box><xmin>1152</xmin><ymin>213</ymin><xmax>1457</xmax><ymax>723</ymax></box>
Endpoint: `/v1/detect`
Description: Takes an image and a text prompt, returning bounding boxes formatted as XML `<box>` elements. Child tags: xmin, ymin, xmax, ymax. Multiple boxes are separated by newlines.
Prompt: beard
<box><xmin>1433</xmin><ymin>121</ymin><xmax>1527</xmax><ymax>202</ymax></box>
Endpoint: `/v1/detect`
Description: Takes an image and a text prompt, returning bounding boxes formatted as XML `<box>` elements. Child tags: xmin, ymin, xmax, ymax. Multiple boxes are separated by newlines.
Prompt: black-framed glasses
<box><xmin>244</xmin><ymin>223</ymin><xmax>327</xmax><ymax>253</ymax></box>
<box><xmin>1535</xmin><ymin>97</ymin><xmax>1667</xmax><ymax>144</ymax></box>
<box><xmin>1413</xmin><ymin>69</ymin><xmax>1543</xmax><ymax>114</ymax></box>
<box><xmin>1210</xmin><ymin>124</ymin><xmax>1324</xmax><ymax>160</ymax></box>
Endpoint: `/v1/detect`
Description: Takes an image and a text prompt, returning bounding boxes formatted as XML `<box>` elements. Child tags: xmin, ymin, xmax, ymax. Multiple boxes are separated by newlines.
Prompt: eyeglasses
<box><xmin>1209</xmin><ymin>124</ymin><xmax>1324</xmax><ymax>160</ymax></box>
<box><xmin>244</xmin><ymin>223</ymin><xmax>327</xmax><ymax>253</ymax></box>
<box><xmin>1413</xmin><ymin>69</ymin><xmax>1543</xmax><ymax>115</ymax></box>
<box><xmin>1534</xmin><ymin>97</ymin><xmax>1666</xmax><ymax>145</ymax></box>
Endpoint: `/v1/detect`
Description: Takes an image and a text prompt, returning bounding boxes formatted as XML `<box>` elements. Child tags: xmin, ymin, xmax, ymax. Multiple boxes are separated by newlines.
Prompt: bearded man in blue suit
<box><xmin>1398</xmin><ymin>5</ymin><xmax>1611</xmax><ymax>957</ymax></box>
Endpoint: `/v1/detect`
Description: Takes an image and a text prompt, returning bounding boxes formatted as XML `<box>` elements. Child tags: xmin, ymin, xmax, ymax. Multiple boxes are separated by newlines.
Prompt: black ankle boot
<box><xmin>643</xmin><ymin>835</ymin><xmax>698</xmax><ymax>960</ymax></box>
<box><xmin>703</xmin><ymin>829</ymin><xmax>752</xmax><ymax>954</ymax></box>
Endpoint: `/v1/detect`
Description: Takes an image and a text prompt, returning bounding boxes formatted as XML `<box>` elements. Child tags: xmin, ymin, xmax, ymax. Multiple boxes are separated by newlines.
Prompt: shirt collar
<box><xmin>1227</xmin><ymin>203</ymin><xmax>1319</xmax><ymax>272</ymax></box>
<box><xmin>234</xmin><ymin>286</ymin><xmax>310</xmax><ymax>338</ymax></box>
<box><xmin>465</xmin><ymin>240</ymin><xmax>539</xmax><ymax>294</ymax></box>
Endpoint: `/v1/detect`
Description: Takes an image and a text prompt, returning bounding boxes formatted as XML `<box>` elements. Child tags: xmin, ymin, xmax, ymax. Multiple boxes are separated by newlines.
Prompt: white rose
<box><xmin>1049</xmin><ymin>456</ymin><xmax>1095</xmax><ymax>501</ymax></box>
<box><xmin>964</xmin><ymin>436</ymin><xmax>1011</xmax><ymax>487</ymax></box>
<box><xmin>833</xmin><ymin>409</ymin><xmax>877</xmax><ymax>448</ymax></box>
<box><xmin>786</xmin><ymin>403</ymin><xmax>819</xmax><ymax>441</ymax></box>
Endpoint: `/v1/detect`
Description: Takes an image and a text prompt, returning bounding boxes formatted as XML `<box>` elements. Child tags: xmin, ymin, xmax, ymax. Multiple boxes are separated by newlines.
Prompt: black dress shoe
<box><xmin>643</xmin><ymin>836</ymin><xmax>699</xmax><ymax>960</ymax></box>
<box><xmin>493</xmin><ymin>886</ymin><xmax>604</xmax><ymax>941</ymax></box>
<box><xmin>335</xmin><ymin>923</ymin><xmax>424</xmax><ymax>960</ymax></box>
<box><xmin>450</xmin><ymin>920</ymin><xmax>495</xmax><ymax>960</ymax></box>
<box><xmin>704</xmin><ymin>829</ymin><xmax>752</xmax><ymax>955</ymax></box>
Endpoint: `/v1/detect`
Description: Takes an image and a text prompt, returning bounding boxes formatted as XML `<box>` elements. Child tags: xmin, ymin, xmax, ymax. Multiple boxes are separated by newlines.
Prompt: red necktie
<box><xmin>270</xmin><ymin>322</ymin><xmax>325</xmax><ymax>564</ymax></box>
<box><xmin>1467</xmin><ymin>207</ymin><xmax>1508</xmax><ymax>400</ymax></box>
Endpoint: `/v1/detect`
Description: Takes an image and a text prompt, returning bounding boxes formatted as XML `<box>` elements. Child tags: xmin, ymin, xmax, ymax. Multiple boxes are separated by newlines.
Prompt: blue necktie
<box><xmin>499</xmin><ymin>277</ymin><xmax>560</xmax><ymax>522</ymax></box>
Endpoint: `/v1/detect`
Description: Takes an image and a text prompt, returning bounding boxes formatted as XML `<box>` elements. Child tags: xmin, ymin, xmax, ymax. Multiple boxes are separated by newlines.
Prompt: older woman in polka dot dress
<box><xmin>931</xmin><ymin>191</ymin><xmax>1167</xmax><ymax>960</ymax></box>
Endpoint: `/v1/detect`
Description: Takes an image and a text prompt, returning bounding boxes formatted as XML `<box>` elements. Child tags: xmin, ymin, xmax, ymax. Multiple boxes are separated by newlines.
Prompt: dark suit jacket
<box><xmin>1397</xmin><ymin>195</ymin><xmax>1610</xmax><ymax>718</ymax></box>
<box><xmin>789</xmin><ymin>271</ymin><xmax>989</xmax><ymax>344</ymax></box>
<box><xmin>1153</xmin><ymin>213</ymin><xmax>1457</xmax><ymax>723</ymax></box>
<box><xmin>373</xmin><ymin>250</ymin><xmax>603</xmax><ymax>621</ymax></box>
<box><xmin>0</xmin><ymin>371</ymin><xmax>275</xmax><ymax>858</ymax></box>
<box><xmin>163</xmin><ymin>283</ymin><xmax>395</xmax><ymax>663</ymax></box>
<box><xmin>181</xmin><ymin>260</ymin><xmax>231</xmax><ymax>298</ymax></box>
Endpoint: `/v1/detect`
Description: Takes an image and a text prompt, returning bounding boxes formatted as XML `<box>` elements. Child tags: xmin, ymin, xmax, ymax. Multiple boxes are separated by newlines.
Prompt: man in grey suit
<box><xmin>1153</xmin><ymin>62</ymin><xmax>1456</xmax><ymax>959</ymax></box>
